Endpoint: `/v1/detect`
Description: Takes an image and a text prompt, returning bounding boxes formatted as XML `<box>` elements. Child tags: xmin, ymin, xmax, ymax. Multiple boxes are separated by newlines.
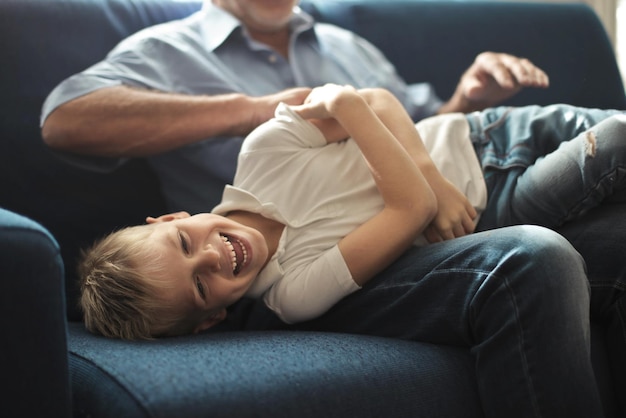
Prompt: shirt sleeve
<box><xmin>39</xmin><ymin>34</ymin><xmax>206</xmax><ymax>172</ymax></box>
<box><xmin>263</xmin><ymin>245</ymin><xmax>361</xmax><ymax>324</ymax></box>
<box><xmin>351</xmin><ymin>35</ymin><xmax>444</xmax><ymax>120</ymax></box>
<box><xmin>40</xmin><ymin>37</ymin><xmax>186</xmax><ymax>126</ymax></box>
<box><xmin>240</xmin><ymin>103</ymin><xmax>326</xmax><ymax>154</ymax></box>
<box><xmin>39</xmin><ymin>68</ymin><xmax>129</xmax><ymax>173</ymax></box>
<box><xmin>405</xmin><ymin>82</ymin><xmax>444</xmax><ymax>121</ymax></box>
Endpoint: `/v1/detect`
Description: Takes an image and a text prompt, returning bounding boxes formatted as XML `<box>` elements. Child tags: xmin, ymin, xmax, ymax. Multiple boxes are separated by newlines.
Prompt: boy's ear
<box><xmin>193</xmin><ymin>309</ymin><xmax>227</xmax><ymax>334</ymax></box>
<box><xmin>146</xmin><ymin>211</ymin><xmax>191</xmax><ymax>224</ymax></box>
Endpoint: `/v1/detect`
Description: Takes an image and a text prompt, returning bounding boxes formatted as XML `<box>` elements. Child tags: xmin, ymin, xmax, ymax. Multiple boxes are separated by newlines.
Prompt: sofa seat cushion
<box><xmin>68</xmin><ymin>323</ymin><xmax>483</xmax><ymax>418</ymax></box>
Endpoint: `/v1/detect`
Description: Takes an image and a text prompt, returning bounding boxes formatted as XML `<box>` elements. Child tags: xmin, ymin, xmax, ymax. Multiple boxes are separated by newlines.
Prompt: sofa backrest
<box><xmin>0</xmin><ymin>0</ymin><xmax>201</xmax><ymax>319</ymax></box>
<box><xmin>1</xmin><ymin>0</ymin><xmax>624</xmax><ymax>320</ymax></box>
<box><xmin>306</xmin><ymin>0</ymin><xmax>626</xmax><ymax>109</ymax></box>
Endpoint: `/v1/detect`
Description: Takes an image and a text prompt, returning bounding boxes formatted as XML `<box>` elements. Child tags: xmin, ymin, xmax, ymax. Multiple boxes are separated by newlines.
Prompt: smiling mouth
<box><xmin>220</xmin><ymin>234</ymin><xmax>248</xmax><ymax>275</ymax></box>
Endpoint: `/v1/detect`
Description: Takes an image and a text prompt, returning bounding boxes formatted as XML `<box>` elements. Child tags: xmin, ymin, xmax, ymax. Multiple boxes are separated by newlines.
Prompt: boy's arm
<box><xmin>292</xmin><ymin>84</ymin><xmax>437</xmax><ymax>286</ymax></box>
<box><xmin>305</xmin><ymin>87</ymin><xmax>478</xmax><ymax>243</ymax></box>
<box><xmin>360</xmin><ymin>89</ymin><xmax>478</xmax><ymax>242</ymax></box>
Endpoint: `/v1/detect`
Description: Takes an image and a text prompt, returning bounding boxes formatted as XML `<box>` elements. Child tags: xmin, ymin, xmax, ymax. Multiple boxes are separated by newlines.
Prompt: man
<box><xmin>41</xmin><ymin>0</ymin><xmax>548</xmax><ymax>213</ymax></box>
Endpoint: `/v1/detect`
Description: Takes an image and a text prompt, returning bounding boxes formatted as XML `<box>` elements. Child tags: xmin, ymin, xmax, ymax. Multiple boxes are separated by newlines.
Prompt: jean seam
<box><xmin>558</xmin><ymin>165</ymin><xmax>626</xmax><ymax>225</ymax></box>
<box><xmin>469</xmin><ymin>269</ymin><xmax>543</xmax><ymax>418</ymax></box>
<box><xmin>501</xmin><ymin>274</ymin><xmax>542</xmax><ymax>418</ymax></box>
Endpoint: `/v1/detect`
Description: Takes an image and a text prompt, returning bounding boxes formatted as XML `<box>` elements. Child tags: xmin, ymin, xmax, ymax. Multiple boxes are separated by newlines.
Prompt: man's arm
<box><xmin>41</xmin><ymin>85</ymin><xmax>311</xmax><ymax>157</ymax></box>
<box><xmin>438</xmin><ymin>52</ymin><xmax>550</xmax><ymax>115</ymax></box>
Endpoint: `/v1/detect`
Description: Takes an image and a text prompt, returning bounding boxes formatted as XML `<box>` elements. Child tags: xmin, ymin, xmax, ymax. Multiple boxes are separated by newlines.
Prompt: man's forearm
<box><xmin>41</xmin><ymin>85</ymin><xmax>260</xmax><ymax>157</ymax></box>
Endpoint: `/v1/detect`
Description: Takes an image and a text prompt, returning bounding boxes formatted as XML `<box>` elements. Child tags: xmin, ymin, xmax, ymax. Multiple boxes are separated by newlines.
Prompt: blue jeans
<box><xmin>468</xmin><ymin>104</ymin><xmax>626</xmax><ymax>229</ymax></box>
<box><xmin>469</xmin><ymin>104</ymin><xmax>626</xmax><ymax>415</ymax></box>
<box><xmin>292</xmin><ymin>226</ymin><xmax>602</xmax><ymax>417</ymax></box>
<box><xmin>239</xmin><ymin>105</ymin><xmax>623</xmax><ymax>417</ymax></box>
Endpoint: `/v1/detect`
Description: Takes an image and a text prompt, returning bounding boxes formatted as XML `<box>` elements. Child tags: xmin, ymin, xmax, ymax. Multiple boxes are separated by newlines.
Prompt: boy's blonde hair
<box><xmin>78</xmin><ymin>224</ymin><xmax>195</xmax><ymax>340</ymax></box>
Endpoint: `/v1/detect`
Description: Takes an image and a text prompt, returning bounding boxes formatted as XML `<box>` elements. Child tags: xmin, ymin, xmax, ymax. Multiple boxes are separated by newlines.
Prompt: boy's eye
<box><xmin>179</xmin><ymin>231</ymin><xmax>190</xmax><ymax>254</ymax></box>
<box><xmin>195</xmin><ymin>277</ymin><xmax>206</xmax><ymax>299</ymax></box>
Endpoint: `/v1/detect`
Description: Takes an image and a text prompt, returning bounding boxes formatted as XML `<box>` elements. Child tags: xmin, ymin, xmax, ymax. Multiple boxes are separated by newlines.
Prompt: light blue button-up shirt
<box><xmin>41</xmin><ymin>3</ymin><xmax>442</xmax><ymax>213</ymax></box>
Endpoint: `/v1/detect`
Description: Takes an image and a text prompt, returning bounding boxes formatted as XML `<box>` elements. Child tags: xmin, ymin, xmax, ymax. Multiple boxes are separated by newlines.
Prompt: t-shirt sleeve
<box><xmin>263</xmin><ymin>245</ymin><xmax>361</xmax><ymax>324</ymax></box>
<box><xmin>240</xmin><ymin>103</ymin><xmax>326</xmax><ymax>154</ymax></box>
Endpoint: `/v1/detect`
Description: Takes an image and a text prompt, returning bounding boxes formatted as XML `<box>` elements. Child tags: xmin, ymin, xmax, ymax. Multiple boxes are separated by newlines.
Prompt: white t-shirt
<box><xmin>212</xmin><ymin>103</ymin><xmax>486</xmax><ymax>323</ymax></box>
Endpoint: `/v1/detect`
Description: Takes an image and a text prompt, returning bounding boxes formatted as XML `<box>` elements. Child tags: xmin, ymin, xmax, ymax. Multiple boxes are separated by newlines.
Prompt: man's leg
<box><xmin>471</xmin><ymin>104</ymin><xmax>626</xmax><ymax>416</ymax></box>
<box><xmin>557</xmin><ymin>203</ymin><xmax>626</xmax><ymax>416</ymax></box>
<box><xmin>294</xmin><ymin>226</ymin><xmax>603</xmax><ymax>418</ymax></box>
<box><xmin>473</xmin><ymin>105</ymin><xmax>625</xmax><ymax>230</ymax></box>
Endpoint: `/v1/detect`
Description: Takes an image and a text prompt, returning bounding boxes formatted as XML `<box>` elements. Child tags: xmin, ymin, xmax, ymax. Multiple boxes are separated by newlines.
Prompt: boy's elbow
<box><xmin>421</xmin><ymin>189</ymin><xmax>438</xmax><ymax>224</ymax></box>
<box><xmin>395</xmin><ymin>187</ymin><xmax>437</xmax><ymax>226</ymax></box>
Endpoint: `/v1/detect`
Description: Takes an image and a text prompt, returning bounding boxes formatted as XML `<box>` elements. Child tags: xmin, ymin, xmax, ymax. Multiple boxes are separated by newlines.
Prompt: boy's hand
<box><xmin>291</xmin><ymin>84</ymin><xmax>358</xmax><ymax>120</ymax></box>
<box><xmin>291</xmin><ymin>84</ymin><xmax>357</xmax><ymax>143</ymax></box>
<box><xmin>423</xmin><ymin>177</ymin><xmax>477</xmax><ymax>242</ymax></box>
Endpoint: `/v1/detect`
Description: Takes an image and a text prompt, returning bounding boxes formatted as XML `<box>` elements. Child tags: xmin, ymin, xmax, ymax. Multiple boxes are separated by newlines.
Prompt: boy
<box><xmin>80</xmin><ymin>85</ymin><xmax>625</xmax><ymax>340</ymax></box>
<box><xmin>81</xmin><ymin>85</ymin><xmax>439</xmax><ymax>339</ymax></box>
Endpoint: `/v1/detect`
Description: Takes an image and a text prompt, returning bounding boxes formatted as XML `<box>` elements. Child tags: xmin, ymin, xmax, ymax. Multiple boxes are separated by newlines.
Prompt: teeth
<box><xmin>220</xmin><ymin>234</ymin><xmax>248</xmax><ymax>273</ymax></box>
<box><xmin>239</xmin><ymin>239</ymin><xmax>248</xmax><ymax>267</ymax></box>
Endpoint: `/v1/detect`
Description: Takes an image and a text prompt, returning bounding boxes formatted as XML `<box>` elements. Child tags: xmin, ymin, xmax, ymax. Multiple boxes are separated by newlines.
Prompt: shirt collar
<box><xmin>200</xmin><ymin>2</ymin><xmax>315</xmax><ymax>52</ymax></box>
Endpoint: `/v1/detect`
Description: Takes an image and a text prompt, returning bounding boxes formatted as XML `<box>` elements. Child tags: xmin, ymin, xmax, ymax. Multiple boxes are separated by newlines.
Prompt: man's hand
<box><xmin>439</xmin><ymin>52</ymin><xmax>549</xmax><ymax>114</ymax></box>
<box><xmin>249</xmin><ymin>87</ymin><xmax>312</xmax><ymax>130</ymax></box>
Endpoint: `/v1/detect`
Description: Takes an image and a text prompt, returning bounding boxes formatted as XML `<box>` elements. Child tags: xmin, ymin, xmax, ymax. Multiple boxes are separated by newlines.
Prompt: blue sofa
<box><xmin>1</xmin><ymin>0</ymin><xmax>624</xmax><ymax>417</ymax></box>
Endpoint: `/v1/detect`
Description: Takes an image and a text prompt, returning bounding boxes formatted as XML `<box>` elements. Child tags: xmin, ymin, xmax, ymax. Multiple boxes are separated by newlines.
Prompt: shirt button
<box><xmin>268</xmin><ymin>54</ymin><xmax>278</xmax><ymax>64</ymax></box>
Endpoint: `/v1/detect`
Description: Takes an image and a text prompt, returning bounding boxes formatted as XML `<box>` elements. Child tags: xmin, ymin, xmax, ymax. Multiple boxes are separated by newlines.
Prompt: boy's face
<box><xmin>144</xmin><ymin>212</ymin><xmax>269</xmax><ymax>333</ymax></box>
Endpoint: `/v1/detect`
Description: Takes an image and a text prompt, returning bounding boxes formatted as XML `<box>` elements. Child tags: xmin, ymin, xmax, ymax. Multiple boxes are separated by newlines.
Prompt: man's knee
<box><xmin>493</xmin><ymin>225</ymin><xmax>588</xmax><ymax>297</ymax></box>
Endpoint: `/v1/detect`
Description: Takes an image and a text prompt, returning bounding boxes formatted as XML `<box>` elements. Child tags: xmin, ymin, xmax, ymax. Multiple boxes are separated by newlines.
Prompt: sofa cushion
<box><xmin>68</xmin><ymin>323</ymin><xmax>482</xmax><ymax>418</ymax></box>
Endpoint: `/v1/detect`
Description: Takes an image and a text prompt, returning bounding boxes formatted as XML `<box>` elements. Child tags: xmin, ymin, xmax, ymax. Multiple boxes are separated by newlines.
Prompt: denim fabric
<box><xmin>289</xmin><ymin>105</ymin><xmax>626</xmax><ymax>416</ymax></box>
<box><xmin>295</xmin><ymin>225</ymin><xmax>603</xmax><ymax>418</ymax></box>
<box><xmin>468</xmin><ymin>104</ymin><xmax>625</xmax><ymax>229</ymax></box>
<box><xmin>557</xmin><ymin>203</ymin><xmax>626</xmax><ymax>416</ymax></box>
<box><xmin>468</xmin><ymin>104</ymin><xmax>626</xmax><ymax>415</ymax></box>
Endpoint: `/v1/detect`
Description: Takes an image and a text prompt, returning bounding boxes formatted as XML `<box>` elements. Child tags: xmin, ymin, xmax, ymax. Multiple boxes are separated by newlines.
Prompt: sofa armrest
<box><xmin>0</xmin><ymin>208</ymin><xmax>71</xmax><ymax>418</ymax></box>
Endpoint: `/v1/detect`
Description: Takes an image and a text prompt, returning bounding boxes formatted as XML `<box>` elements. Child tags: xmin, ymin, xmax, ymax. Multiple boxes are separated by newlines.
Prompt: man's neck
<box><xmin>248</xmin><ymin>28</ymin><xmax>291</xmax><ymax>58</ymax></box>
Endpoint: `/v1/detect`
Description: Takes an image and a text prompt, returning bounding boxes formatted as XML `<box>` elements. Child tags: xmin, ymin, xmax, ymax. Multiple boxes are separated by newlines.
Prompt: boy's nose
<box><xmin>200</xmin><ymin>245</ymin><xmax>221</xmax><ymax>273</ymax></box>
